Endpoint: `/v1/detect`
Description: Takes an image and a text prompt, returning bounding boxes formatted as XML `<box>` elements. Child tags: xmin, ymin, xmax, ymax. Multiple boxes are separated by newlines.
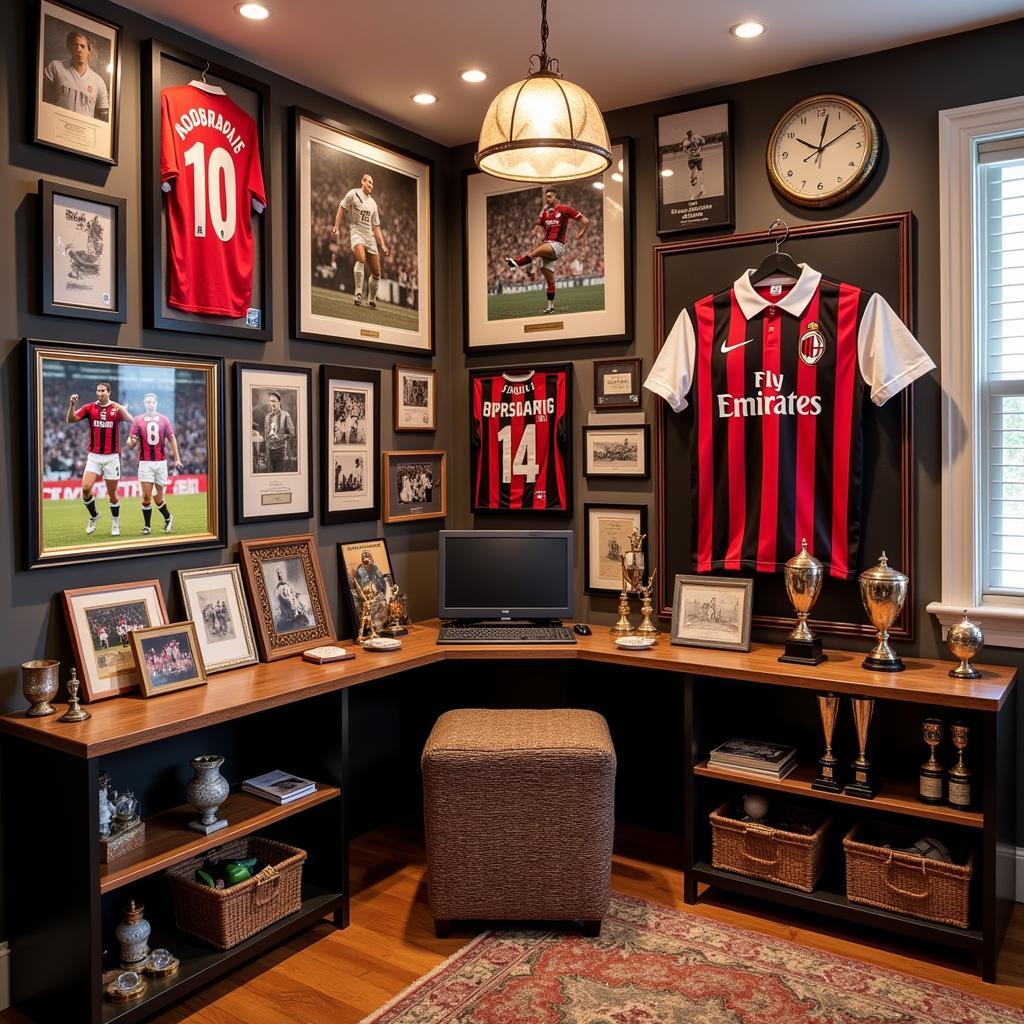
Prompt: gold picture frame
<box><xmin>130</xmin><ymin>620</ymin><xmax>207</xmax><ymax>697</ymax></box>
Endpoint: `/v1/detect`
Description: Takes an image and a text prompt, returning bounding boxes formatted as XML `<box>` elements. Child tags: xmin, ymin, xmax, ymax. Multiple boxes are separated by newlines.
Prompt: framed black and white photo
<box><xmin>463</xmin><ymin>138</ymin><xmax>633</xmax><ymax>350</ymax></box>
<box><xmin>584</xmin><ymin>503</ymin><xmax>648</xmax><ymax>595</ymax></box>
<box><xmin>594</xmin><ymin>358</ymin><xmax>642</xmax><ymax>409</ymax></box>
<box><xmin>177</xmin><ymin>564</ymin><xmax>258</xmax><ymax>673</ymax></box>
<box><xmin>321</xmin><ymin>364</ymin><xmax>380</xmax><ymax>525</ymax></box>
<box><xmin>393</xmin><ymin>365</ymin><xmax>436</xmax><ymax>432</ymax></box>
<box><xmin>235</xmin><ymin>363</ymin><xmax>313</xmax><ymax>524</ymax></box>
<box><xmin>292</xmin><ymin>108</ymin><xmax>434</xmax><ymax>353</ymax></box>
<box><xmin>671</xmin><ymin>575</ymin><xmax>753</xmax><ymax>652</ymax></box>
<box><xmin>34</xmin><ymin>0</ymin><xmax>120</xmax><ymax>164</ymax></box>
<box><xmin>131</xmin><ymin>621</ymin><xmax>207</xmax><ymax>697</ymax></box>
<box><xmin>40</xmin><ymin>179</ymin><xmax>126</xmax><ymax>322</ymax></box>
<box><xmin>656</xmin><ymin>102</ymin><xmax>733</xmax><ymax>235</ymax></box>
<box><xmin>382</xmin><ymin>450</ymin><xmax>446</xmax><ymax>523</ymax></box>
<box><xmin>583</xmin><ymin>424</ymin><xmax>650</xmax><ymax>479</ymax></box>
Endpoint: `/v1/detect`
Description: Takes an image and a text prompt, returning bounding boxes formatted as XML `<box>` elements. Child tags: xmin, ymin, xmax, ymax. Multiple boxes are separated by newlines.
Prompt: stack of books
<box><xmin>242</xmin><ymin>770</ymin><xmax>318</xmax><ymax>805</ymax></box>
<box><xmin>708</xmin><ymin>738</ymin><xmax>797</xmax><ymax>780</ymax></box>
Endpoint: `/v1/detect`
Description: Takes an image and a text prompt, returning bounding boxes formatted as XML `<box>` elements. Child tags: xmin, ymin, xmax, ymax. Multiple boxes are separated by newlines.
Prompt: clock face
<box><xmin>767</xmin><ymin>95</ymin><xmax>880</xmax><ymax>207</ymax></box>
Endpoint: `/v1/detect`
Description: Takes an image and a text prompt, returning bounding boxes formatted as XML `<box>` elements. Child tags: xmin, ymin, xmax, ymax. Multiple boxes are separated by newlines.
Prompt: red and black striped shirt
<box><xmin>645</xmin><ymin>264</ymin><xmax>934</xmax><ymax>579</ymax></box>
<box><xmin>535</xmin><ymin>204</ymin><xmax>582</xmax><ymax>245</ymax></box>
<box><xmin>128</xmin><ymin>413</ymin><xmax>175</xmax><ymax>462</ymax></box>
<box><xmin>74</xmin><ymin>401</ymin><xmax>130</xmax><ymax>456</ymax></box>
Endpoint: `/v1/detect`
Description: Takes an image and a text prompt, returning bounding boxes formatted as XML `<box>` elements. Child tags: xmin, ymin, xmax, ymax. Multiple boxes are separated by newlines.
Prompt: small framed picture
<box><xmin>40</xmin><ymin>180</ymin><xmax>126</xmax><ymax>322</ymax></box>
<box><xmin>322</xmin><ymin>365</ymin><xmax>380</xmax><ymax>525</ymax></box>
<box><xmin>393</xmin><ymin>365</ymin><xmax>436</xmax><ymax>432</ymax></box>
<box><xmin>583</xmin><ymin>424</ymin><xmax>650</xmax><ymax>479</ymax></box>
<box><xmin>383</xmin><ymin>450</ymin><xmax>446</xmax><ymax>523</ymax></box>
<box><xmin>176</xmin><ymin>564</ymin><xmax>258</xmax><ymax>673</ymax></box>
<box><xmin>34</xmin><ymin>0</ymin><xmax>121</xmax><ymax>164</ymax></box>
<box><xmin>594</xmin><ymin>358</ymin><xmax>641</xmax><ymax>409</ymax></box>
<box><xmin>671</xmin><ymin>575</ymin><xmax>753</xmax><ymax>652</ymax></box>
<box><xmin>235</xmin><ymin>363</ymin><xmax>313</xmax><ymax>523</ymax></box>
<box><xmin>338</xmin><ymin>537</ymin><xmax>400</xmax><ymax>637</ymax></box>
<box><xmin>131</xmin><ymin>621</ymin><xmax>207</xmax><ymax>697</ymax></box>
<box><xmin>238</xmin><ymin>534</ymin><xmax>336</xmax><ymax>660</ymax></box>
<box><xmin>62</xmin><ymin>581</ymin><xmax>168</xmax><ymax>701</ymax></box>
<box><xmin>584</xmin><ymin>503</ymin><xmax>648</xmax><ymax>595</ymax></box>
<box><xmin>656</xmin><ymin>102</ymin><xmax>734</xmax><ymax>235</ymax></box>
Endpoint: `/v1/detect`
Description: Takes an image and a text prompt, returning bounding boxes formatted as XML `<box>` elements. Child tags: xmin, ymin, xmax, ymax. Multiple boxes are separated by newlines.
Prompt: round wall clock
<box><xmin>766</xmin><ymin>94</ymin><xmax>880</xmax><ymax>208</ymax></box>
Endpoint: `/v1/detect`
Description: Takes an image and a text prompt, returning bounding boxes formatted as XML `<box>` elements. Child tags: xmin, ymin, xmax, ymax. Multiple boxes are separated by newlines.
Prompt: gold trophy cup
<box><xmin>946</xmin><ymin>610</ymin><xmax>984</xmax><ymax>680</ymax></box>
<box><xmin>635</xmin><ymin>569</ymin><xmax>659</xmax><ymax>638</ymax></box>
<box><xmin>844</xmin><ymin>696</ymin><xmax>878</xmax><ymax>798</ymax></box>
<box><xmin>919</xmin><ymin>717</ymin><xmax>945</xmax><ymax>805</ymax></box>
<box><xmin>612</xmin><ymin>530</ymin><xmax>646</xmax><ymax>637</ymax></box>
<box><xmin>947</xmin><ymin>721</ymin><xmax>973</xmax><ymax>810</ymax></box>
<box><xmin>859</xmin><ymin>551</ymin><xmax>908</xmax><ymax>672</ymax></box>
<box><xmin>779</xmin><ymin>539</ymin><xmax>826</xmax><ymax>665</ymax></box>
<box><xmin>811</xmin><ymin>693</ymin><xmax>842</xmax><ymax>792</ymax></box>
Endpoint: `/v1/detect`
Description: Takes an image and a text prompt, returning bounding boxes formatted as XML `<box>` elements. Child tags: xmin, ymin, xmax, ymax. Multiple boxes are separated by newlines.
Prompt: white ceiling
<box><xmin>130</xmin><ymin>0</ymin><xmax>1024</xmax><ymax>147</ymax></box>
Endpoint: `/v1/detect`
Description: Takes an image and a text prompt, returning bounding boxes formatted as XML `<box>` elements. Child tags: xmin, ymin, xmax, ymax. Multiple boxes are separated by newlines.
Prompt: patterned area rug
<box><xmin>360</xmin><ymin>893</ymin><xmax>1022</xmax><ymax>1023</ymax></box>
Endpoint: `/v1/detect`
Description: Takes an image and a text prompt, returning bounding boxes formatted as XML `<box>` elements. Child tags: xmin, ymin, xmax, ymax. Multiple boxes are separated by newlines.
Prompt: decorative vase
<box><xmin>115</xmin><ymin>901</ymin><xmax>151</xmax><ymax>969</ymax></box>
<box><xmin>186</xmin><ymin>754</ymin><xmax>230</xmax><ymax>834</ymax></box>
<box><xmin>22</xmin><ymin>659</ymin><xmax>59</xmax><ymax>717</ymax></box>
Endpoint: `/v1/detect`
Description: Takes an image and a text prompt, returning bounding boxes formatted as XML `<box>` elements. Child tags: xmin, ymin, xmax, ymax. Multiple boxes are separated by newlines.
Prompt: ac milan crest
<box><xmin>799</xmin><ymin>322</ymin><xmax>826</xmax><ymax>365</ymax></box>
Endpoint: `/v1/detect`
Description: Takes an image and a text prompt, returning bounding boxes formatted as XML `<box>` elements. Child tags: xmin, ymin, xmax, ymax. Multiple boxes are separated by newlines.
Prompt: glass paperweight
<box><xmin>149</xmin><ymin>949</ymin><xmax>173</xmax><ymax>970</ymax></box>
<box><xmin>116</xmin><ymin>971</ymin><xmax>141</xmax><ymax>993</ymax></box>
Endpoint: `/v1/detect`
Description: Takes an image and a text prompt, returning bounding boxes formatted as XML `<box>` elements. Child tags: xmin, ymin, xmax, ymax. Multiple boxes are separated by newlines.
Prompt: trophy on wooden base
<box><xmin>811</xmin><ymin>693</ymin><xmax>842</xmax><ymax>792</ymax></box>
<box><xmin>779</xmin><ymin>539</ymin><xmax>826</xmax><ymax>665</ymax></box>
<box><xmin>844</xmin><ymin>696</ymin><xmax>878</xmax><ymax>798</ymax></box>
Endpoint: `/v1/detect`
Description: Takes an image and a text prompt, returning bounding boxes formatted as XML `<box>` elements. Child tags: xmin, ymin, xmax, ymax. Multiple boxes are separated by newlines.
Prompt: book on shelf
<box><xmin>242</xmin><ymin>769</ymin><xmax>317</xmax><ymax>804</ymax></box>
<box><xmin>707</xmin><ymin>759</ymin><xmax>798</xmax><ymax>781</ymax></box>
<box><xmin>709</xmin><ymin>738</ymin><xmax>797</xmax><ymax>768</ymax></box>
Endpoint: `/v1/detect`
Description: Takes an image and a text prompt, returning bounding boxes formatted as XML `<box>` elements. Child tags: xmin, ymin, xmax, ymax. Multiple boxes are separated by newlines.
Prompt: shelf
<box><xmin>100</xmin><ymin>786</ymin><xmax>341</xmax><ymax>894</ymax></box>
<box><xmin>693</xmin><ymin>761</ymin><xmax>984</xmax><ymax>829</ymax></box>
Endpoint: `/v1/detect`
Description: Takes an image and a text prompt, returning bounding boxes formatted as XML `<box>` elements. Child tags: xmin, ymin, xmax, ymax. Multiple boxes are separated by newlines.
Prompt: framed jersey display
<box><xmin>651</xmin><ymin>212</ymin><xmax>928</xmax><ymax>642</ymax></box>
<box><xmin>25</xmin><ymin>339</ymin><xmax>226</xmax><ymax>570</ymax></box>
<box><xmin>469</xmin><ymin>364</ymin><xmax>573</xmax><ymax>514</ymax></box>
<box><xmin>292</xmin><ymin>108</ymin><xmax>434</xmax><ymax>353</ymax></box>
<box><xmin>463</xmin><ymin>139</ymin><xmax>633</xmax><ymax>351</ymax></box>
<box><xmin>142</xmin><ymin>41</ymin><xmax>271</xmax><ymax>341</ymax></box>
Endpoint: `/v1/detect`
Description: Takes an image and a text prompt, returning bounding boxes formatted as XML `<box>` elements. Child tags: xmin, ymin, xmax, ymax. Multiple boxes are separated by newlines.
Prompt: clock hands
<box><xmin>794</xmin><ymin>138</ymin><xmax>820</xmax><ymax>150</ymax></box>
<box><xmin>803</xmin><ymin>123</ymin><xmax>858</xmax><ymax>162</ymax></box>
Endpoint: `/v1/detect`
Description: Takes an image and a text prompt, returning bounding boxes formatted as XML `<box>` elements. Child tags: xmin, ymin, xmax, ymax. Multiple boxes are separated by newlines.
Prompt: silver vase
<box><xmin>186</xmin><ymin>754</ymin><xmax>229</xmax><ymax>835</ymax></box>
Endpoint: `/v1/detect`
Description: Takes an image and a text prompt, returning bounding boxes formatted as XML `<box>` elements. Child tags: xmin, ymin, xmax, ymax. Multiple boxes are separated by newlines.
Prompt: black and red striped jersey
<box><xmin>470</xmin><ymin>367</ymin><xmax>572</xmax><ymax>512</ymax></box>
<box><xmin>74</xmin><ymin>401</ymin><xmax>130</xmax><ymax>455</ymax></box>
<box><xmin>535</xmin><ymin>203</ymin><xmax>582</xmax><ymax>245</ymax></box>
<box><xmin>129</xmin><ymin>413</ymin><xmax>175</xmax><ymax>462</ymax></box>
<box><xmin>644</xmin><ymin>264</ymin><xmax>935</xmax><ymax>579</ymax></box>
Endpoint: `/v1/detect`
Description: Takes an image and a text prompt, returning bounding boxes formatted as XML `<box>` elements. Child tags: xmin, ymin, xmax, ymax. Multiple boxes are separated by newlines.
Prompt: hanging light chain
<box><xmin>529</xmin><ymin>0</ymin><xmax>560</xmax><ymax>76</ymax></box>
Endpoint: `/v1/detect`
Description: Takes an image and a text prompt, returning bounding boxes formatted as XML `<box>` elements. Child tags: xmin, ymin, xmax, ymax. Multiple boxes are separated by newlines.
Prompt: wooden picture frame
<box><xmin>393</xmin><ymin>365</ymin><xmax>436</xmax><ymax>432</ymax></box>
<box><xmin>594</xmin><ymin>357</ymin><xmax>642</xmax><ymax>409</ymax></box>
<box><xmin>338</xmin><ymin>537</ymin><xmax>399</xmax><ymax>638</ymax></box>
<box><xmin>670</xmin><ymin>574</ymin><xmax>753</xmax><ymax>652</ymax></box>
<box><xmin>238</xmin><ymin>534</ymin><xmax>336</xmax><ymax>661</ymax></box>
<box><xmin>584</xmin><ymin>503</ymin><xmax>648</xmax><ymax>595</ymax></box>
<box><xmin>131</xmin><ymin>621</ymin><xmax>207</xmax><ymax>697</ymax></box>
<box><xmin>321</xmin><ymin>364</ymin><xmax>380</xmax><ymax>525</ymax></box>
<box><xmin>583</xmin><ymin>424</ymin><xmax>651</xmax><ymax>479</ymax></box>
<box><xmin>382</xmin><ymin>450</ymin><xmax>446</xmax><ymax>523</ymax></box>
<box><xmin>176</xmin><ymin>564</ymin><xmax>258</xmax><ymax>673</ymax></box>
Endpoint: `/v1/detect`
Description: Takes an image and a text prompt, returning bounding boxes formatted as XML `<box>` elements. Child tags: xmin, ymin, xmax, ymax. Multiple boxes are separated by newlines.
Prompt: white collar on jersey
<box><xmin>188</xmin><ymin>79</ymin><xmax>226</xmax><ymax>95</ymax></box>
<box><xmin>733</xmin><ymin>262</ymin><xmax>822</xmax><ymax>319</ymax></box>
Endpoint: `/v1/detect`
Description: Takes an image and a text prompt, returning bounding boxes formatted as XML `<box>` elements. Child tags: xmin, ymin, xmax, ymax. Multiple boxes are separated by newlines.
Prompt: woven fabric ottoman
<box><xmin>421</xmin><ymin>708</ymin><xmax>616</xmax><ymax>937</ymax></box>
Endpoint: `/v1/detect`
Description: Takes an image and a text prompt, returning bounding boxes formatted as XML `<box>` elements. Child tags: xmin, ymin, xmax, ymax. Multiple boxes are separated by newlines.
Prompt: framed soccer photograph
<box><xmin>338</xmin><ymin>537</ymin><xmax>402</xmax><ymax>638</ymax></box>
<box><xmin>382</xmin><ymin>450</ymin><xmax>446</xmax><ymax>523</ymax></box>
<box><xmin>34</xmin><ymin>0</ymin><xmax>121</xmax><ymax>164</ymax></box>
<box><xmin>321</xmin><ymin>364</ymin><xmax>380</xmax><ymax>525</ymax></box>
<box><xmin>26</xmin><ymin>339</ymin><xmax>226</xmax><ymax>570</ymax></box>
<box><xmin>62</xmin><ymin>581</ymin><xmax>168</xmax><ymax>701</ymax></box>
<box><xmin>656</xmin><ymin>102</ymin><xmax>734</xmax><ymax>235</ymax></box>
<box><xmin>177</xmin><ymin>564</ymin><xmax>258</xmax><ymax>673</ymax></box>
<box><xmin>142</xmin><ymin>40</ymin><xmax>271</xmax><ymax>341</ymax></box>
<box><xmin>292</xmin><ymin>108</ymin><xmax>434</xmax><ymax>353</ymax></box>
<box><xmin>594</xmin><ymin>358</ymin><xmax>642</xmax><ymax>409</ymax></box>
<box><xmin>238</xmin><ymin>534</ymin><xmax>336</xmax><ymax>661</ymax></box>
<box><xmin>670</xmin><ymin>575</ymin><xmax>753</xmax><ymax>652</ymax></box>
<box><xmin>583</xmin><ymin>424</ymin><xmax>650</xmax><ymax>479</ymax></box>
<box><xmin>393</xmin><ymin>365</ymin><xmax>436</xmax><ymax>432</ymax></box>
<box><xmin>235</xmin><ymin>363</ymin><xmax>313</xmax><ymax>524</ymax></box>
<box><xmin>463</xmin><ymin>139</ymin><xmax>633</xmax><ymax>351</ymax></box>
<box><xmin>584</xmin><ymin>503</ymin><xmax>648</xmax><ymax>595</ymax></box>
<box><xmin>131</xmin><ymin>621</ymin><xmax>207</xmax><ymax>697</ymax></box>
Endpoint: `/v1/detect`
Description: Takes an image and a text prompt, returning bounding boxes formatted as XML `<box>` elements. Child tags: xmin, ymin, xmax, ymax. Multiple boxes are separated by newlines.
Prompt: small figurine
<box><xmin>356</xmin><ymin>581</ymin><xmax>380</xmax><ymax>645</ymax></box>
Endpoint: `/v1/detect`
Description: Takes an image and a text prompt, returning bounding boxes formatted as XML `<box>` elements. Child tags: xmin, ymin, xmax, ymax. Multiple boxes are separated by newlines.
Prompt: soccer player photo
<box><xmin>321</xmin><ymin>365</ymin><xmax>380</xmax><ymax>525</ymax></box>
<box><xmin>27</xmin><ymin>340</ymin><xmax>225</xmax><ymax>569</ymax></box>
<box><xmin>464</xmin><ymin>140</ymin><xmax>632</xmax><ymax>350</ymax></box>
<box><xmin>293</xmin><ymin>110</ymin><xmax>433</xmax><ymax>353</ymax></box>
<box><xmin>131</xmin><ymin>622</ymin><xmax>207</xmax><ymax>698</ymax></box>
<box><xmin>382</xmin><ymin>451</ymin><xmax>446</xmax><ymax>523</ymax></box>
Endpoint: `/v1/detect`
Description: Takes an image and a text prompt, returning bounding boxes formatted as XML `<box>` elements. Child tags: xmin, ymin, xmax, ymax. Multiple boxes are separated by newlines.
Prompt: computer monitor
<box><xmin>438</xmin><ymin>530</ymin><xmax>574</xmax><ymax>621</ymax></box>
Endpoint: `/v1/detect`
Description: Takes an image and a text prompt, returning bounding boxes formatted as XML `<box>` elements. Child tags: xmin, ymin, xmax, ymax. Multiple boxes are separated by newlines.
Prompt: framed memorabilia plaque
<box><xmin>292</xmin><ymin>108</ymin><xmax>434</xmax><ymax>353</ymax></box>
<box><xmin>582</xmin><ymin>424</ymin><xmax>650</xmax><ymax>479</ymax></box>
<box><xmin>670</xmin><ymin>575</ymin><xmax>753</xmax><ymax>652</ymax></box>
<box><xmin>393</xmin><ymin>365</ymin><xmax>436</xmax><ymax>432</ymax></box>
<box><xmin>382</xmin><ymin>450</ymin><xmax>446</xmax><ymax>523</ymax></box>
<box><xmin>235</xmin><ymin>363</ymin><xmax>313</xmax><ymax>524</ymax></box>
<box><xmin>594</xmin><ymin>358</ymin><xmax>641</xmax><ymax>409</ymax></box>
<box><xmin>584</xmin><ymin>503</ymin><xmax>648</xmax><ymax>595</ymax></box>
<box><xmin>321</xmin><ymin>365</ymin><xmax>380</xmax><ymax>525</ymax></box>
<box><xmin>463</xmin><ymin>138</ymin><xmax>633</xmax><ymax>350</ymax></box>
<box><xmin>34</xmin><ymin>0</ymin><xmax>121</xmax><ymax>164</ymax></box>
<box><xmin>131</xmin><ymin>621</ymin><xmax>207</xmax><ymax>697</ymax></box>
<box><xmin>177</xmin><ymin>564</ymin><xmax>258</xmax><ymax>673</ymax></box>
<box><xmin>338</xmin><ymin>537</ymin><xmax>400</xmax><ymax>638</ymax></box>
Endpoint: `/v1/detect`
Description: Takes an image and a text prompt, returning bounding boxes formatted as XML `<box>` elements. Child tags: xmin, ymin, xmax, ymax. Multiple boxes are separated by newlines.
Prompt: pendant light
<box><xmin>475</xmin><ymin>0</ymin><xmax>611</xmax><ymax>183</ymax></box>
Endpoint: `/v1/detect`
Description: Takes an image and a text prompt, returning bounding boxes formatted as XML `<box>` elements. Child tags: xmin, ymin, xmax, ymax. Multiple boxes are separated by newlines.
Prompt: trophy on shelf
<box><xmin>859</xmin><ymin>551</ymin><xmax>908</xmax><ymax>672</ymax></box>
<box><xmin>612</xmin><ymin>529</ymin><xmax>646</xmax><ymax>636</ymax></box>
<box><xmin>811</xmin><ymin>693</ymin><xmax>842</xmax><ymax>792</ymax></box>
<box><xmin>635</xmin><ymin>568</ymin><xmax>659</xmax><ymax>638</ymax></box>
<box><xmin>379</xmin><ymin>580</ymin><xmax>410</xmax><ymax>639</ymax></box>
<box><xmin>919</xmin><ymin>717</ymin><xmax>945</xmax><ymax>805</ymax></box>
<box><xmin>947</xmin><ymin>721</ymin><xmax>973</xmax><ymax>811</ymax></box>
<box><xmin>98</xmin><ymin>772</ymin><xmax>145</xmax><ymax>863</ymax></box>
<box><xmin>355</xmin><ymin>581</ymin><xmax>381</xmax><ymax>645</ymax></box>
<box><xmin>779</xmin><ymin>539</ymin><xmax>826</xmax><ymax>665</ymax></box>
<box><xmin>844</xmin><ymin>696</ymin><xmax>878</xmax><ymax>798</ymax></box>
<box><xmin>946</xmin><ymin>610</ymin><xmax>984</xmax><ymax>680</ymax></box>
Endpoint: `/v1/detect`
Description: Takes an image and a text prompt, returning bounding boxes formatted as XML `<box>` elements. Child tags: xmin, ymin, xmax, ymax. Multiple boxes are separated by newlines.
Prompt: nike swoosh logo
<box><xmin>721</xmin><ymin>338</ymin><xmax>754</xmax><ymax>354</ymax></box>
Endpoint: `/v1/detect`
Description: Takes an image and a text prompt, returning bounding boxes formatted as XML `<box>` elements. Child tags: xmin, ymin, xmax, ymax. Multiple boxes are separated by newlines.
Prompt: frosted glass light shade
<box><xmin>475</xmin><ymin>71</ymin><xmax>611</xmax><ymax>182</ymax></box>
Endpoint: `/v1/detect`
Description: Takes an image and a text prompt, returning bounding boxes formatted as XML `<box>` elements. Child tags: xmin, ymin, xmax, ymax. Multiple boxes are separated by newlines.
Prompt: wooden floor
<box><xmin>6</xmin><ymin>824</ymin><xmax>1024</xmax><ymax>1023</ymax></box>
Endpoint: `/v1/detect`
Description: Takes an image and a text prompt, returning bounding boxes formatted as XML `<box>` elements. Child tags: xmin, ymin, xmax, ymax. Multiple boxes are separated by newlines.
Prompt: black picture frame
<box><xmin>39</xmin><ymin>179</ymin><xmax>126</xmax><ymax>323</ymax></box>
<box><xmin>656</xmin><ymin>101</ymin><xmax>734</xmax><ymax>235</ymax></box>
<box><xmin>583</xmin><ymin>502</ymin><xmax>648</xmax><ymax>595</ymax></box>
<box><xmin>338</xmin><ymin>536</ymin><xmax>400</xmax><ymax>639</ymax></box>
<box><xmin>594</xmin><ymin>357</ymin><xmax>642</xmax><ymax>409</ymax></box>
<box><xmin>141</xmin><ymin>40</ymin><xmax>272</xmax><ymax>341</ymax></box>
<box><xmin>582</xmin><ymin>423</ymin><xmax>651</xmax><ymax>480</ymax></box>
<box><xmin>320</xmin><ymin>364</ymin><xmax>381</xmax><ymax>525</ymax></box>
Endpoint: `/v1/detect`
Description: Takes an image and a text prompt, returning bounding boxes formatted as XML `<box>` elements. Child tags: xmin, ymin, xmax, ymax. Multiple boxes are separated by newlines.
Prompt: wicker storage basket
<box><xmin>710</xmin><ymin>799</ymin><xmax>830</xmax><ymax>892</ymax></box>
<box><xmin>843</xmin><ymin>823</ymin><xmax>974</xmax><ymax>928</ymax></box>
<box><xmin>166</xmin><ymin>836</ymin><xmax>306</xmax><ymax>949</ymax></box>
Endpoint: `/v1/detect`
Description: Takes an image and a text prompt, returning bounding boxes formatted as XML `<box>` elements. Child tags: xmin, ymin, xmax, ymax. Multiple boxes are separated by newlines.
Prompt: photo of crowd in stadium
<box><xmin>131</xmin><ymin>622</ymin><xmax>207</xmax><ymax>696</ymax></box>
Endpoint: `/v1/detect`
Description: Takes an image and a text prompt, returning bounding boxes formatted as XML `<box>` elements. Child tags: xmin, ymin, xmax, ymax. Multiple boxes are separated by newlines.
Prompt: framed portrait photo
<box><xmin>131</xmin><ymin>621</ymin><xmax>207</xmax><ymax>697</ymax></box>
<box><xmin>656</xmin><ymin>102</ymin><xmax>734</xmax><ymax>235</ymax></box>
<box><xmin>292</xmin><ymin>108</ymin><xmax>433</xmax><ymax>353</ymax></box>
<box><xmin>671</xmin><ymin>575</ymin><xmax>753</xmax><ymax>652</ymax></box>
<box><xmin>393</xmin><ymin>365</ymin><xmax>436</xmax><ymax>432</ymax></box>
<box><xmin>594</xmin><ymin>358</ymin><xmax>641</xmax><ymax>409</ymax></box>
<box><xmin>321</xmin><ymin>365</ymin><xmax>380</xmax><ymax>525</ymax></box>
<box><xmin>40</xmin><ymin>179</ymin><xmax>126</xmax><ymax>322</ymax></box>
<box><xmin>26</xmin><ymin>340</ymin><xmax>226</xmax><ymax>569</ymax></box>
<box><xmin>463</xmin><ymin>138</ymin><xmax>633</xmax><ymax>350</ymax></box>
<box><xmin>584</xmin><ymin>503</ymin><xmax>648</xmax><ymax>595</ymax></box>
<box><xmin>62</xmin><ymin>581</ymin><xmax>168</xmax><ymax>701</ymax></box>
<box><xmin>235</xmin><ymin>363</ymin><xmax>313</xmax><ymax>524</ymax></box>
<box><xmin>382</xmin><ymin>450</ymin><xmax>446</xmax><ymax>523</ymax></box>
<box><xmin>338</xmin><ymin>537</ymin><xmax>400</xmax><ymax>638</ymax></box>
<box><xmin>177</xmin><ymin>564</ymin><xmax>258</xmax><ymax>673</ymax></box>
<box><xmin>34</xmin><ymin>0</ymin><xmax>121</xmax><ymax>164</ymax></box>
<box><xmin>582</xmin><ymin>424</ymin><xmax>650</xmax><ymax>479</ymax></box>
<box><xmin>238</xmin><ymin>534</ymin><xmax>336</xmax><ymax>661</ymax></box>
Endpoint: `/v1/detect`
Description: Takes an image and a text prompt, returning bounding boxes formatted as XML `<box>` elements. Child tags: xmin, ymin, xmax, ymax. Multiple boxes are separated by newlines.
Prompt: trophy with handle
<box><xmin>613</xmin><ymin>530</ymin><xmax>646</xmax><ymax>636</ymax></box>
<box><xmin>779</xmin><ymin>539</ymin><xmax>826</xmax><ymax>665</ymax></box>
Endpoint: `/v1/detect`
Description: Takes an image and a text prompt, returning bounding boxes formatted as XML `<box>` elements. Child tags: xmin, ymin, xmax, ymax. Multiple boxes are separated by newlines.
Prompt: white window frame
<box><xmin>930</xmin><ymin>96</ymin><xmax>1024</xmax><ymax>647</ymax></box>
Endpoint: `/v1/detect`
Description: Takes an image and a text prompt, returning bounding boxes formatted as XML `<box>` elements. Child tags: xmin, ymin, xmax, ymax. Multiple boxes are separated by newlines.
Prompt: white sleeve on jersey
<box><xmin>858</xmin><ymin>293</ymin><xmax>936</xmax><ymax>406</ymax></box>
<box><xmin>644</xmin><ymin>307</ymin><xmax>697</xmax><ymax>412</ymax></box>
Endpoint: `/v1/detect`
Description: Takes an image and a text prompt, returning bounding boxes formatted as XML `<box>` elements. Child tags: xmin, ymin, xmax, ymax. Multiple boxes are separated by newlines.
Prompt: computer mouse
<box><xmin>573</xmin><ymin>623</ymin><xmax>592</xmax><ymax>636</ymax></box>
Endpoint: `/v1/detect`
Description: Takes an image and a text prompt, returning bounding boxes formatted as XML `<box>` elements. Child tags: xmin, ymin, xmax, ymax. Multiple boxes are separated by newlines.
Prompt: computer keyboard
<box><xmin>437</xmin><ymin>623</ymin><xmax>577</xmax><ymax>645</ymax></box>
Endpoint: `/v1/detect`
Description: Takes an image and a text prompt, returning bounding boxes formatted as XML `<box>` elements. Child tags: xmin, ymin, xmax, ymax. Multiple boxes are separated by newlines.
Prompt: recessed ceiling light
<box><xmin>611</xmin><ymin>172</ymin><xmax>623</xmax><ymax>183</ymax></box>
<box><xmin>731</xmin><ymin>21</ymin><xmax>764</xmax><ymax>38</ymax></box>
<box><xmin>661</xmin><ymin>168</ymin><xmax>674</xmax><ymax>178</ymax></box>
<box><xmin>592</xmin><ymin>181</ymin><xmax>605</xmax><ymax>190</ymax></box>
<box><xmin>412</xmin><ymin>93</ymin><xmax>437</xmax><ymax>105</ymax></box>
<box><xmin>461</xmin><ymin>69</ymin><xmax>487</xmax><ymax>83</ymax></box>
<box><xmin>236</xmin><ymin>2</ymin><xmax>270</xmax><ymax>19</ymax></box>
<box><xmin>617</xmin><ymin>159</ymin><xmax>623</xmax><ymax>173</ymax></box>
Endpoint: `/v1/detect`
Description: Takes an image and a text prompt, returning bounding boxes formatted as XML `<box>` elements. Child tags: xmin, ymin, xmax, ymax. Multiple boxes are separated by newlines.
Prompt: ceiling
<box><xmin>129</xmin><ymin>0</ymin><xmax>1024</xmax><ymax>147</ymax></box>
